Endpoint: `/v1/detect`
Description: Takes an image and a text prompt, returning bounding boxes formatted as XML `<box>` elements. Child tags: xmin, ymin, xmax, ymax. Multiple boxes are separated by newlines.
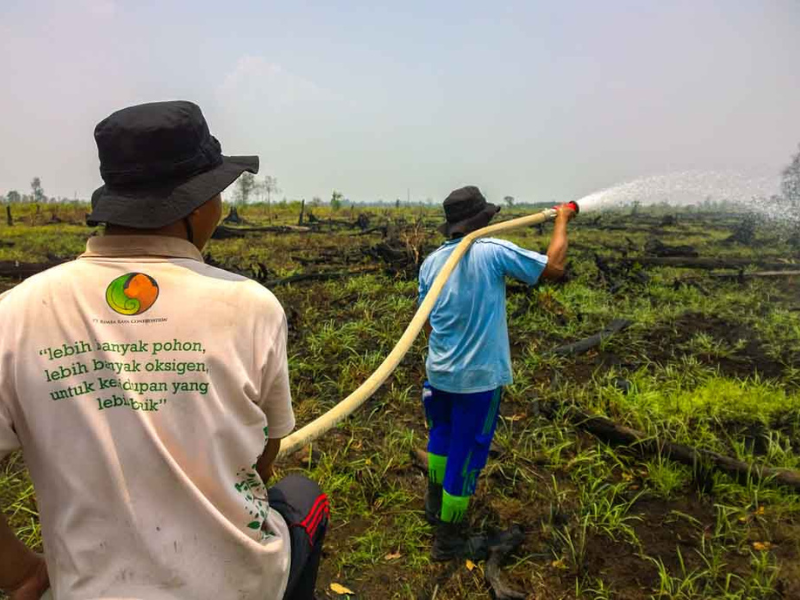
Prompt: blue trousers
<box><xmin>423</xmin><ymin>382</ymin><xmax>503</xmax><ymax>497</ymax></box>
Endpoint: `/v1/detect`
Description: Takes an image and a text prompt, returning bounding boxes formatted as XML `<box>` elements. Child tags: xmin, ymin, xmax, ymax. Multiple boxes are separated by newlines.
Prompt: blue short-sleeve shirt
<box><xmin>419</xmin><ymin>238</ymin><xmax>548</xmax><ymax>393</ymax></box>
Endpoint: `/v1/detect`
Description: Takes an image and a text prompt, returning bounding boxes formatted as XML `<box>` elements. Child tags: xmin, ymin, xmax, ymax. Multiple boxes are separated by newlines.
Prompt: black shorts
<box><xmin>268</xmin><ymin>475</ymin><xmax>330</xmax><ymax>600</ymax></box>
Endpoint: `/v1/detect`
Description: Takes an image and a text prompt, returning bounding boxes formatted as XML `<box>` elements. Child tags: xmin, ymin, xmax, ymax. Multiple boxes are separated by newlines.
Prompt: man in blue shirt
<box><xmin>419</xmin><ymin>185</ymin><xmax>575</xmax><ymax>560</ymax></box>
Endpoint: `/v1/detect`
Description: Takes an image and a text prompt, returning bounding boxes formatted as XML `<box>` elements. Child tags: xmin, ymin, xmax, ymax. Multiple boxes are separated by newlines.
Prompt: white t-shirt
<box><xmin>0</xmin><ymin>235</ymin><xmax>296</xmax><ymax>600</ymax></box>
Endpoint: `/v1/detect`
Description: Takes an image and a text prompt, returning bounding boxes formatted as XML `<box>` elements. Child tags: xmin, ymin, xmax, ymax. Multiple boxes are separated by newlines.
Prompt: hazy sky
<box><xmin>1</xmin><ymin>0</ymin><xmax>798</xmax><ymax>204</ymax></box>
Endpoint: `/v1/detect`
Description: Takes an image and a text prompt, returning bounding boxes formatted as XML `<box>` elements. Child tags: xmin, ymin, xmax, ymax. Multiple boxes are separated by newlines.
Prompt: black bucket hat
<box><xmin>438</xmin><ymin>186</ymin><xmax>501</xmax><ymax>236</ymax></box>
<box><xmin>87</xmin><ymin>100</ymin><xmax>258</xmax><ymax>228</ymax></box>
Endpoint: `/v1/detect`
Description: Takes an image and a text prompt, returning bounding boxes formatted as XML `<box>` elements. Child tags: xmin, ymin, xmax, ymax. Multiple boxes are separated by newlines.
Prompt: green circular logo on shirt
<box><xmin>105</xmin><ymin>273</ymin><xmax>159</xmax><ymax>315</ymax></box>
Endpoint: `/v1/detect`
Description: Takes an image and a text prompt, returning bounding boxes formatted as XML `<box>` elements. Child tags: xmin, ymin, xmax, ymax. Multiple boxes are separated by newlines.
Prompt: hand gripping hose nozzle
<box><xmin>554</xmin><ymin>200</ymin><xmax>580</xmax><ymax>214</ymax></box>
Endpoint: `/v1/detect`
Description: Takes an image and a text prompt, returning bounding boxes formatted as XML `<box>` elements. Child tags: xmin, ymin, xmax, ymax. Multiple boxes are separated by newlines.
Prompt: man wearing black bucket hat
<box><xmin>418</xmin><ymin>185</ymin><xmax>574</xmax><ymax>560</ymax></box>
<box><xmin>0</xmin><ymin>101</ymin><xmax>328</xmax><ymax>600</ymax></box>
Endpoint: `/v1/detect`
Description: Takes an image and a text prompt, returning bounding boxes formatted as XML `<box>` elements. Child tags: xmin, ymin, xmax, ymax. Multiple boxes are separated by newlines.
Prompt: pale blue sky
<box><xmin>1</xmin><ymin>0</ymin><xmax>798</xmax><ymax>204</ymax></box>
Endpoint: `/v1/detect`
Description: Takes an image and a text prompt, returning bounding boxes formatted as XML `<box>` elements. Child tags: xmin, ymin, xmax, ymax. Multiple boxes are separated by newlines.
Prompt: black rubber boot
<box><xmin>431</xmin><ymin>521</ymin><xmax>489</xmax><ymax>562</ymax></box>
<box><xmin>424</xmin><ymin>481</ymin><xmax>442</xmax><ymax>525</ymax></box>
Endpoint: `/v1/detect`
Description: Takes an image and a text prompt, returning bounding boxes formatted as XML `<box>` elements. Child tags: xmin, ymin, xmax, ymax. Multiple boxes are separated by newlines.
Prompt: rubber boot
<box><xmin>424</xmin><ymin>481</ymin><xmax>442</xmax><ymax>525</ymax></box>
<box><xmin>431</xmin><ymin>521</ymin><xmax>489</xmax><ymax>562</ymax></box>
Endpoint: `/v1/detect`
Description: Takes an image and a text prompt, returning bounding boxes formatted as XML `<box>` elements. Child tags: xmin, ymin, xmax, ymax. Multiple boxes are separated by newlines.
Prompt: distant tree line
<box><xmin>8</xmin><ymin>143</ymin><xmax>800</xmax><ymax>222</ymax></box>
<box><xmin>1</xmin><ymin>177</ymin><xmax>85</xmax><ymax>204</ymax></box>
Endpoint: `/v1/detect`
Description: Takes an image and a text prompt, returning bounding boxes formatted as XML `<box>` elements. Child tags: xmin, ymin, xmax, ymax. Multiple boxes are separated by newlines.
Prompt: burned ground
<box><xmin>2</xmin><ymin>204</ymin><xmax>800</xmax><ymax>599</ymax></box>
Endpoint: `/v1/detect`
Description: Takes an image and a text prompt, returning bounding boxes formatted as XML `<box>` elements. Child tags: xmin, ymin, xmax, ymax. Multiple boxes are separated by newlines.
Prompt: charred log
<box><xmin>541</xmin><ymin>404</ymin><xmax>800</xmax><ymax>493</ymax></box>
<box><xmin>708</xmin><ymin>270</ymin><xmax>800</xmax><ymax>280</ymax></box>
<box><xmin>264</xmin><ymin>268</ymin><xmax>380</xmax><ymax>287</ymax></box>
<box><xmin>548</xmin><ymin>319</ymin><xmax>632</xmax><ymax>356</ymax></box>
<box><xmin>614</xmin><ymin>257</ymin><xmax>796</xmax><ymax>270</ymax></box>
<box><xmin>211</xmin><ymin>225</ymin><xmax>246</xmax><ymax>239</ymax></box>
<box><xmin>356</xmin><ymin>214</ymin><xmax>370</xmax><ymax>231</ymax></box>
<box><xmin>644</xmin><ymin>238</ymin><xmax>698</xmax><ymax>258</ymax></box>
<box><xmin>223</xmin><ymin>206</ymin><xmax>245</xmax><ymax>225</ymax></box>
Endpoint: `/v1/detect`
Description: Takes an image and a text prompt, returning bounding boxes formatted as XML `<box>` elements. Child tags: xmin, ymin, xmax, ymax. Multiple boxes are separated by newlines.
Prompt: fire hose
<box><xmin>277</xmin><ymin>202</ymin><xmax>579</xmax><ymax>457</ymax></box>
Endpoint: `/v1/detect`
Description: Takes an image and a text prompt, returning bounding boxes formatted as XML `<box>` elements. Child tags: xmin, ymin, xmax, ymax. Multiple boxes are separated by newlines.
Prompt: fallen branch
<box><xmin>548</xmin><ymin>319</ymin><xmax>632</xmax><ymax>356</ymax></box>
<box><xmin>614</xmin><ymin>257</ymin><xmax>796</xmax><ymax>270</ymax></box>
<box><xmin>231</xmin><ymin>224</ymin><xmax>312</xmax><ymax>233</ymax></box>
<box><xmin>356</xmin><ymin>225</ymin><xmax>389</xmax><ymax>236</ymax></box>
<box><xmin>644</xmin><ymin>239</ymin><xmax>698</xmax><ymax>258</ymax></box>
<box><xmin>708</xmin><ymin>270</ymin><xmax>800</xmax><ymax>280</ymax></box>
<box><xmin>543</xmin><ymin>404</ymin><xmax>800</xmax><ymax>493</ymax></box>
<box><xmin>264</xmin><ymin>268</ymin><xmax>380</xmax><ymax>287</ymax></box>
<box><xmin>211</xmin><ymin>225</ymin><xmax>246</xmax><ymax>239</ymax></box>
<box><xmin>485</xmin><ymin>526</ymin><xmax>527</xmax><ymax>600</ymax></box>
<box><xmin>212</xmin><ymin>224</ymin><xmax>314</xmax><ymax>239</ymax></box>
<box><xmin>290</xmin><ymin>252</ymin><xmax>361</xmax><ymax>266</ymax></box>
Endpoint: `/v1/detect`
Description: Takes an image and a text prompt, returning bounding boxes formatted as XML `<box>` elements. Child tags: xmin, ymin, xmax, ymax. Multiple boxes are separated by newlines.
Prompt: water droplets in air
<box><xmin>574</xmin><ymin>170</ymin><xmax>791</xmax><ymax>223</ymax></box>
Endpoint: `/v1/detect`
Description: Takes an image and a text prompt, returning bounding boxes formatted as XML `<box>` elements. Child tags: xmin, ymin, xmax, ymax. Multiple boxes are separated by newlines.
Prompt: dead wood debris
<box><xmin>548</xmin><ymin>319</ymin><xmax>632</xmax><ymax>356</ymax></box>
<box><xmin>541</xmin><ymin>403</ymin><xmax>800</xmax><ymax>493</ymax></box>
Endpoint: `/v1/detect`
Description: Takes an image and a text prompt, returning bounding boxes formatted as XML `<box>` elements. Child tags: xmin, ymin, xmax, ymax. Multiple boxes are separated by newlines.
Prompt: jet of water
<box><xmin>574</xmin><ymin>169</ymin><xmax>786</xmax><ymax>221</ymax></box>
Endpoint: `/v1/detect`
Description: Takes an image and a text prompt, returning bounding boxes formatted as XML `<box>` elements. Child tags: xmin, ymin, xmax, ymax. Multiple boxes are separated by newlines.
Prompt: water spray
<box><xmin>573</xmin><ymin>170</ymin><xmax>781</xmax><ymax>217</ymax></box>
<box><xmin>278</xmin><ymin>201</ymin><xmax>579</xmax><ymax>457</ymax></box>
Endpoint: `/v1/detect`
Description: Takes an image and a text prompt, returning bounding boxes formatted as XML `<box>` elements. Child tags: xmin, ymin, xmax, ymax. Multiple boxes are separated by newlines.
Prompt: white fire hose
<box><xmin>278</xmin><ymin>207</ymin><xmax>562</xmax><ymax>458</ymax></box>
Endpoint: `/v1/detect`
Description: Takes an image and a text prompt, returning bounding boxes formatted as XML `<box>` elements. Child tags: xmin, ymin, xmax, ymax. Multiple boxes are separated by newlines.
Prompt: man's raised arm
<box><xmin>541</xmin><ymin>204</ymin><xmax>576</xmax><ymax>281</ymax></box>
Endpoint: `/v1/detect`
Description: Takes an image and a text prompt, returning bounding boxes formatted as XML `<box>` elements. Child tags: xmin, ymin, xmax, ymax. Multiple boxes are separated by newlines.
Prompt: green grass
<box><xmin>0</xmin><ymin>454</ymin><xmax>42</xmax><ymax>551</ymax></box>
<box><xmin>2</xmin><ymin>203</ymin><xmax>800</xmax><ymax>598</ymax></box>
